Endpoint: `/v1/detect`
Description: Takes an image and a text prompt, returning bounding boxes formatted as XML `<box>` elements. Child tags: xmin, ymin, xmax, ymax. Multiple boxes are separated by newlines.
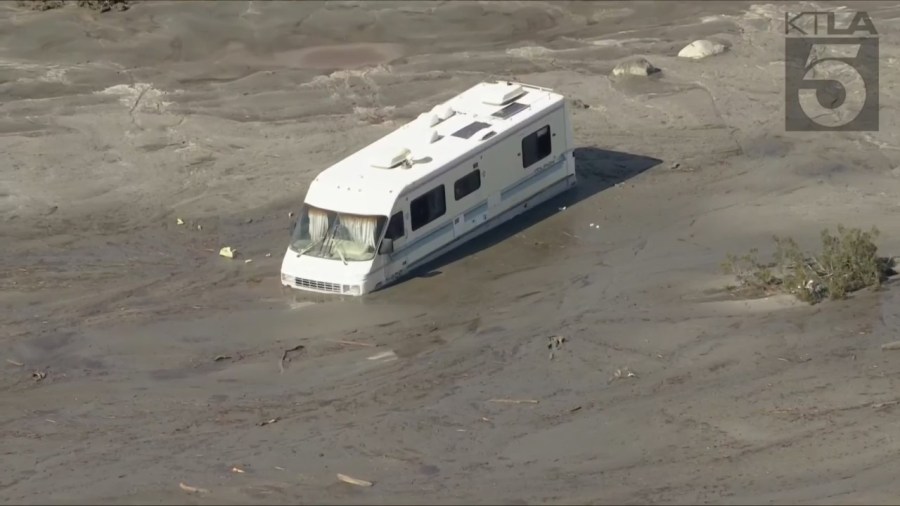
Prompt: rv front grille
<box><xmin>294</xmin><ymin>277</ymin><xmax>341</xmax><ymax>293</ymax></box>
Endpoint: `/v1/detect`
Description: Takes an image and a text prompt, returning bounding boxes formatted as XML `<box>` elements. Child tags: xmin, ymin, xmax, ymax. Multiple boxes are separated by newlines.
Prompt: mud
<box><xmin>3</xmin><ymin>1</ymin><xmax>900</xmax><ymax>504</ymax></box>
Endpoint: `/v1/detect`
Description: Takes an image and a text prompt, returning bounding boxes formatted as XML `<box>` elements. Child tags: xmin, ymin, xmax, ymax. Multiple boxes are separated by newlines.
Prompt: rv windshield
<box><xmin>289</xmin><ymin>205</ymin><xmax>387</xmax><ymax>262</ymax></box>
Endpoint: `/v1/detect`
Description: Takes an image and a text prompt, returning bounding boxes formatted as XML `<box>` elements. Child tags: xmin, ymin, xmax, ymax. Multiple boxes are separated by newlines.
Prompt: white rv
<box><xmin>280</xmin><ymin>80</ymin><xmax>577</xmax><ymax>296</ymax></box>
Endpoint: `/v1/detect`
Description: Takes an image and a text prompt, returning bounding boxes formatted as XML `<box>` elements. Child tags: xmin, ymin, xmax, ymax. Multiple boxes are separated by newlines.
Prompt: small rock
<box><xmin>611</xmin><ymin>57</ymin><xmax>660</xmax><ymax>77</ymax></box>
<box><xmin>678</xmin><ymin>40</ymin><xmax>726</xmax><ymax>59</ymax></box>
<box><xmin>669</xmin><ymin>162</ymin><xmax>681</xmax><ymax>170</ymax></box>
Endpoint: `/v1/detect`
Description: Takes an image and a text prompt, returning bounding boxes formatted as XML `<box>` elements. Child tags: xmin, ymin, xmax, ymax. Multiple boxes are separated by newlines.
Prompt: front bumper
<box><xmin>281</xmin><ymin>272</ymin><xmax>366</xmax><ymax>296</ymax></box>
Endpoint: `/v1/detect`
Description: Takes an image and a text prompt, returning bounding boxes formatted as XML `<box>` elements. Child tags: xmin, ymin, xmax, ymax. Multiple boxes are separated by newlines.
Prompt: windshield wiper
<box><xmin>296</xmin><ymin>240</ymin><xmax>320</xmax><ymax>257</ymax></box>
<box><xmin>336</xmin><ymin>246</ymin><xmax>347</xmax><ymax>266</ymax></box>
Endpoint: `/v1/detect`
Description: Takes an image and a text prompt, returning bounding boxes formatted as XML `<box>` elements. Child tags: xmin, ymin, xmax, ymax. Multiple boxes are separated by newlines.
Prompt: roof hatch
<box><xmin>482</xmin><ymin>82</ymin><xmax>526</xmax><ymax>106</ymax></box>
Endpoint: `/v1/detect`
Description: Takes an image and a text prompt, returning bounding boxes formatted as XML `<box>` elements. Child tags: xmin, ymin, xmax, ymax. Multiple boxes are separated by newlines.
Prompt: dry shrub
<box><xmin>76</xmin><ymin>0</ymin><xmax>130</xmax><ymax>12</ymax></box>
<box><xmin>722</xmin><ymin>225</ymin><xmax>896</xmax><ymax>304</ymax></box>
<box><xmin>16</xmin><ymin>0</ymin><xmax>130</xmax><ymax>12</ymax></box>
<box><xmin>16</xmin><ymin>0</ymin><xmax>66</xmax><ymax>10</ymax></box>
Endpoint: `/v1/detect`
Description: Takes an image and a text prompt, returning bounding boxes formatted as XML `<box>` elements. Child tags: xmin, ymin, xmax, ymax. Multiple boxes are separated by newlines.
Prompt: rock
<box><xmin>219</xmin><ymin>246</ymin><xmax>236</xmax><ymax>259</ymax></box>
<box><xmin>611</xmin><ymin>57</ymin><xmax>660</xmax><ymax>77</ymax></box>
<box><xmin>677</xmin><ymin>40</ymin><xmax>726</xmax><ymax>59</ymax></box>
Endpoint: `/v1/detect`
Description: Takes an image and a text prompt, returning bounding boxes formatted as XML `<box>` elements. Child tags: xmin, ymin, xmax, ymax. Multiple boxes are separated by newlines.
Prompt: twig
<box><xmin>6</xmin><ymin>359</ymin><xmax>23</xmax><ymax>367</ymax></box>
<box><xmin>881</xmin><ymin>340</ymin><xmax>900</xmax><ymax>351</ymax></box>
<box><xmin>326</xmin><ymin>339</ymin><xmax>376</xmax><ymax>347</ymax></box>
<box><xmin>337</xmin><ymin>473</ymin><xmax>374</xmax><ymax>487</ymax></box>
<box><xmin>487</xmin><ymin>398</ymin><xmax>539</xmax><ymax>404</ymax></box>
<box><xmin>179</xmin><ymin>482</ymin><xmax>209</xmax><ymax>494</ymax></box>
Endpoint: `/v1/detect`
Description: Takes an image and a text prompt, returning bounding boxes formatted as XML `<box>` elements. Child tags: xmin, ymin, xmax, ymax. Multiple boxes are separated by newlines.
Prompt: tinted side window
<box><xmin>521</xmin><ymin>125</ymin><xmax>552</xmax><ymax>168</ymax></box>
<box><xmin>454</xmin><ymin>170</ymin><xmax>481</xmax><ymax>201</ymax></box>
<box><xmin>410</xmin><ymin>185</ymin><xmax>446</xmax><ymax>231</ymax></box>
<box><xmin>385</xmin><ymin>211</ymin><xmax>404</xmax><ymax>240</ymax></box>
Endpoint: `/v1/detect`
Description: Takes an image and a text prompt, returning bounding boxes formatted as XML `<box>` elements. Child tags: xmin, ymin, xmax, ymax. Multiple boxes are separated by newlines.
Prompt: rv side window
<box><xmin>454</xmin><ymin>170</ymin><xmax>481</xmax><ymax>201</ymax></box>
<box><xmin>521</xmin><ymin>125</ymin><xmax>552</xmax><ymax>168</ymax></box>
<box><xmin>410</xmin><ymin>185</ymin><xmax>446</xmax><ymax>231</ymax></box>
<box><xmin>385</xmin><ymin>211</ymin><xmax>405</xmax><ymax>240</ymax></box>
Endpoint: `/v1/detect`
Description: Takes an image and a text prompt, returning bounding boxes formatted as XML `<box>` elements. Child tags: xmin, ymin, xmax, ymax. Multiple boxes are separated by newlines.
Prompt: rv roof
<box><xmin>304</xmin><ymin>80</ymin><xmax>566</xmax><ymax>216</ymax></box>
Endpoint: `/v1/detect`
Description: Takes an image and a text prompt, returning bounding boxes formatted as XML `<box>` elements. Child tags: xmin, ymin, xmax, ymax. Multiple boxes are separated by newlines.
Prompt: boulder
<box><xmin>677</xmin><ymin>40</ymin><xmax>726</xmax><ymax>59</ymax></box>
<box><xmin>611</xmin><ymin>57</ymin><xmax>660</xmax><ymax>77</ymax></box>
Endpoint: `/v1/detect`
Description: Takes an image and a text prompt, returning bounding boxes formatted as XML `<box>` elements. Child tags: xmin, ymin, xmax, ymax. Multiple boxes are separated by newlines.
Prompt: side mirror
<box><xmin>379</xmin><ymin>238</ymin><xmax>394</xmax><ymax>255</ymax></box>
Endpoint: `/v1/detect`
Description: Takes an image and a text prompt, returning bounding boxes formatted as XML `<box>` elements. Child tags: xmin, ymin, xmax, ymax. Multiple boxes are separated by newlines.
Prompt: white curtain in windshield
<box><xmin>309</xmin><ymin>208</ymin><xmax>329</xmax><ymax>242</ymax></box>
<box><xmin>342</xmin><ymin>215</ymin><xmax>378</xmax><ymax>249</ymax></box>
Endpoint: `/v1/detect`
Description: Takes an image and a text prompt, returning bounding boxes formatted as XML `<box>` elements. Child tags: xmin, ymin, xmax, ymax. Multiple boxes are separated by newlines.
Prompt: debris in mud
<box><xmin>609</xmin><ymin>367</ymin><xmax>637</xmax><ymax>383</ymax></box>
<box><xmin>258</xmin><ymin>417</ymin><xmax>280</xmax><ymax>427</ymax></box>
<box><xmin>487</xmin><ymin>398</ymin><xmax>539</xmax><ymax>404</ymax></box>
<box><xmin>219</xmin><ymin>246</ymin><xmax>236</xmax><ymax>259</ymax></box>
<box><xmin>570</xmin><ymin>98</ymin><xmax>590</xmax><ymax>109</ymax></box>
<box><xmin>16</xmin><ymin>0</ymin><xmax>65</xmax><ymax>10</ymax></box>
<box><xmin>326</xmin><ymin>338</ymin><xmax>376</xmax><ymax>348</ymax></box>
<box><xmin>176</xmin><ymin>217</ymin><xmax>184</xmax><ymax>225</ymax></box>
<box><xmin>337</xmin><ymin>473</ymin><xmax>374</xmax><ymax>487</ymax></box>
<box><xmin>366</xmin><ymin>350</ymin><xmax>398</xmax><ymax>362</ymax></box>
<box><xmin>569</xmin><ymin>405</ymin><xmax>582</xmax><ymax>413</ymax></box>
<box><xmin>213</xmin><ymin>355</ymin><xmax>232</xmax><ymax>362</ymax></box>
<box><xmin>548</xmin><ymin>335</ymin><xmax>566</xmax><ymax>360</ymax></box>
<box><xmin>178</xmin><ymin>482</ymin><xmax>209</xmax><ymax>494</ymax></box>
<box><xmin>77</xmin><ymin>0</ymin><xmax>130</xmax><ymax>12</ymax></box>
<box><xmin>265</xmin><ymin>253</ymin><xmax>272</xmax><ymax>257</ymax></box>
<box><xmin>231</xmin><ymin>466</ymin><xmax>245</xmax><ymax>474</ymax></box>
<box><xmin>6</xmin><ymin>359</ymin><xmax>24</xmax><ymax>367</ymax></box>
<box><xmin>279</xmin><ymin>344</ymin><xmax>305</xmax><ymax>374</ymax></box>
<box><xmin>611</xmin><ymin>57</ymin><xmax>660</xmax><ymax>77</ymax></box>
<box><xmin>32</xmin><ymin>370</ymin><xmax>47</xmax><ymax>382</ymax></box>
<box><xmin>17</xmin><ymin>0</ymin><xmax>131</xmax><ymax>12</ymax></box>
<box><xmin>678</xmin><ymin>39</ymin><xmax>726</xmax><ymax>59</ymax></box>
<box><xmin>244</xmin><ymin>259</ymin><xmax>253</xmax><ymax>264</ymax></box>
<box><xmin>881</xmin><ymin>341</ymin><xmax>900</xmax><ymax>351</ymax></box>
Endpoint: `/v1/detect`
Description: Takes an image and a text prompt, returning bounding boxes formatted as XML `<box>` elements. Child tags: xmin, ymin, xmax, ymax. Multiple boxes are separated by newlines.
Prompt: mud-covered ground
<box><xmin>3</xmin><ymin>1</ymin><xmax>900</xmax><ymax>504</ymax></box>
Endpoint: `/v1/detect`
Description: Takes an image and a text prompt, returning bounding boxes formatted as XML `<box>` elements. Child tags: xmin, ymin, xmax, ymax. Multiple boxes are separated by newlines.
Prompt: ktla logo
<box><xmin>784</xmin><ymin>11</ymin><xmax>879</xmax><ymax>131</ymax></box>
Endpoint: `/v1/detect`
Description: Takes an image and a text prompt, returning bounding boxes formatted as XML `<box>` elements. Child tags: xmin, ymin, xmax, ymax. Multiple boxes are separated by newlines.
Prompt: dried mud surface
<box><xmin>3</xmin><ymin>1</ymin><xmax>900</xmax><ymax>504</ymax></box>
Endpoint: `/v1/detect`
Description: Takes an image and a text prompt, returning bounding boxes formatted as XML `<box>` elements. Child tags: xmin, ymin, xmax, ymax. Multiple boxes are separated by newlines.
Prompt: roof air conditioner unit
<box><xmin>482</xmin><ymin>82</ymin><xmax>526</xmax><ymax>106</ymax></box>
<box><xmin>371</xmin><ymin>147</ymin><xmax>412</xmax><ymax>169</ymax></box>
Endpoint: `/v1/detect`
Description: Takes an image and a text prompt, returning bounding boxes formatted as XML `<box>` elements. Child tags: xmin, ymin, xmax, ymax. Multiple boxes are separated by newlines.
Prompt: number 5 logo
<box><xmin>785</xmin><ymin>37</ymin><xmax>879</xmax><ymax>131</ymax></box>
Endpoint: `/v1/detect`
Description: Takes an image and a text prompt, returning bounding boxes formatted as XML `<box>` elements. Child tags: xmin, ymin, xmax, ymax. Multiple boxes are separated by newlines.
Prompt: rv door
<box><xmin>381</xmin><ymin>211</ymin><xmax>408</xmax><ymax>278</ymax></box>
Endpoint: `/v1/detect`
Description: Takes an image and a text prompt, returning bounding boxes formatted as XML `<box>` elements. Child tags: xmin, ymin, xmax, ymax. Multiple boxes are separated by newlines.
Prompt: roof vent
<box><xmin>418</xmin><ymin>112</ymin><xmax>441</xmax><ymax>127</ymax></box>
<box><xmin>371</xmin><ymin>147</ymin><xmax>412</xmax><ymax>169</ymax></box>
<box><xmin>482</xmin><ymin>82</ymin><xmax>526</xmax><ymax>106</ymax></box>
<box><xmin>426</xmin><ymin>129</ymin><xmax>440</xmax><ymax>144</ymax></box>
<box><xmin>434</xmin><ymin>104</ymin><xmax>456</xmax><ymax>121</ymax></box>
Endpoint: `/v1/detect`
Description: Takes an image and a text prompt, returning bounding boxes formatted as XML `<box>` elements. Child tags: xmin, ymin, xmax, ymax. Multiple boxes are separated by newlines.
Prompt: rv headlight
<box><xmin>281</xmin><ymin>272</ymin><xmax>292</xmax><ymax>285</ymax></box>
<box><xmin>344</xmin><ymin>285</ymin><xmax>361</xmax><ymax>295</ymax></box>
